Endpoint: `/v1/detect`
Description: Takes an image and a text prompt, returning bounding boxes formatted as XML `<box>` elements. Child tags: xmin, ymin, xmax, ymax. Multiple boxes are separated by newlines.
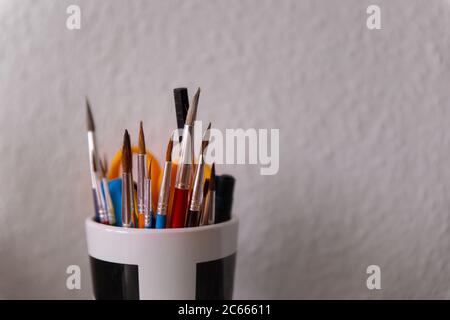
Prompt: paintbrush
<box><xmin>186</xmin><ymin>123</ymin><xmax>211</xmax><ymax>227</ymax></box>
<box><xmin>171</xmin><ymin>88</ymin><xmax>200</xmax><ymax>228</ymax></box>
<box><xmin>92</xmin><ymin>151</ymin><xmax>108</xmax><ymax>224</ymax></box>
<box><xmin>198</xmin><ymin>178</ymin><xmax>209</xmax><ymax>227</ymax></box>
<box><xmin>143</xmin><ymin>158</ymin><xmax>153</xmax><ymax>228</ymax></box>
<box><xmin>121</xmin><ymin>130</ymin><xmax>134</xmax><ymax>228</ymax></box>
<box><xmin>86</xmin><ymin>97</ymin><xmax>101</xmax><ymax>221</ymax></box>
<box><xmin>155</xmin><ymin>135</ymin><xmax>174</xmax><ymax>229</ymax></box>
<box><xmin>137</xmin><ymin>121</ymin><xmax>149</xmax><ymax>228</ymax></box>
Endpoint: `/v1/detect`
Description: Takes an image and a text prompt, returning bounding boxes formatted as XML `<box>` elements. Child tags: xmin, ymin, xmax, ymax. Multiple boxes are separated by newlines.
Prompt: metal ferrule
<box><xmin>122</xmin><ymin>172</ymin><xmax>133</xmax><ymax>228</ymax></box>
<box><xmin>95</xmin><ymin>173</ymin><xmax>108</xmax><ymax>224</ymax></box>
<box><xmin>137</xmin><ymin>154</ymin><xmax>147</xmax><ymax>214</ymax></box>
<box><xmin>157</xmin><ymin>161</ymin><xmax>172</xmax><ymax>216</ymax></box>
<box><xmin>200</xmin><ymin>190</ymin><xmax>215</xmax><ymax>226</ymax></box>
<box><xmin>88</xmin><ymin>132</ymin><xmax>97</xmax><ymax>189</ymax></box>
<box><xmin>102</xmin><ymin>178</ymin><xmax>115</xmax><ymax>225</ymax></box>
<box><xmin>175</xmin><ymin>125</ymin><xmax>194</xmax><ymax>189</ymax></box>
<box><xmin>189</xmin><ymin>155</ymin><xmax>205</xmax><ymax>212</ymax></box>
<box><xmin>144</xmin><ymin>178</ymin><xmax>152</xmax><ymax>228</ymax></box>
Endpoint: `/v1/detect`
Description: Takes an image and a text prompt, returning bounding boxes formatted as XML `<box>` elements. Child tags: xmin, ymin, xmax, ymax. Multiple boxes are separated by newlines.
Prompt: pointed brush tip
<box><xmin>138</xmin><ymin>121</ymin><xmax>146</xmax><ymax>153</ymax></box>
<box><xmin>166</xmin><ymin>138</ymin><xmax>173</xmax><ymax>162</ymax></box>
<box><xmin>186</xmin><ymin>87</ymin><xmax>200</xmax><ymax>125</ymax></box>
<box><xmin>122</xmin><ymin>130</ymin><xmax>132</xmax><ymax>173</ymax></box>
<box><xmin>86</xmin><ymin>97</ymin><xmax>95</xmax><ymax>131</ymax></box>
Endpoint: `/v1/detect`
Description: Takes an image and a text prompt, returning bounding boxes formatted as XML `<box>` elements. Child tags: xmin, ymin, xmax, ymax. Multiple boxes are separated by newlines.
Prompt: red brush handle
<box><xmin>171</xmin><ymin>187</ymin><xmax>190</xmax><ymax>228</ymax></box>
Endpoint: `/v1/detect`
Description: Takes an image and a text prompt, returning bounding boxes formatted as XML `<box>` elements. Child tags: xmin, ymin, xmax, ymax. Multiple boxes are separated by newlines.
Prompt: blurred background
<box><xmin>1</xmin><ymin>0</ymin><xmax>450</xmax><ymax>299</ymax></box>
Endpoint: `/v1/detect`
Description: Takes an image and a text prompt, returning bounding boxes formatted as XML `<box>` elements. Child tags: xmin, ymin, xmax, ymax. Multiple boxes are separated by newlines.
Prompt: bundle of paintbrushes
<box><xmin>86</xmin><ymin>88</ymin><xmax>235</xmax><ymax>229</ymax></box>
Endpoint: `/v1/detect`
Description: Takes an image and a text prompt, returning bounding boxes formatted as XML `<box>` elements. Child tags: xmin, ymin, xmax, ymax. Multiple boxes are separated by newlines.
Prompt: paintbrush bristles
<box><xmin>209</xmin><ymin>163</ymin><xmax>215</xmax><ymax>191</ymax></box>
<box><xmin>165</xmin><ymin>136</ymin><xmax>174</xmax><ymax>162</ymax></box>
<box><xmin>138</xmin><ymin>121</ymin><xmax>146</xmax><ymax>154</ymax></box>
<box><xmin>201</xmin><ymin>122</ymin><xmax>211</xmax><ymax>155</ymax></box>
<box><xmin>122</xmin><ymin>130</ymin><xmax>132</xmax><ymax>173</ymax></box>
<box><xmin>147</xmin><ymin>158</ymin><xmax>153</xmax><ymax>179</ymax></box>
<box><xmin>91</xmin><ymin>151</ymin><xmax>98</xmax><ymax>173</ymax></box>
<box><xmin>86</xmin><ymin>97</ymin><xmax>95</xmax><ymax>132</ymax></box>
<box><xmin>185</xmin><ymin>87</ymin><xmax>200</xmax><ymax>126</ymax></box>
<box><xmin>99</xmin><ymin>156</ymin><xmax>108</xmax><ymax>178</ymax></box>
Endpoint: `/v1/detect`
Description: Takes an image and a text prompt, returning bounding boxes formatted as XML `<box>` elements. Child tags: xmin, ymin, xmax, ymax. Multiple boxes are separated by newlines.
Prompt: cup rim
<box><xmin>85</xmin><ymin>215</ymin><xmax>238</xmax><ymax>235</ymax></box>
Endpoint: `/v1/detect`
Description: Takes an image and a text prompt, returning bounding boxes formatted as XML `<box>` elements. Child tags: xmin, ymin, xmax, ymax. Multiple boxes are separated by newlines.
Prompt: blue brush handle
<box><xmin>155</xmin><ymin>214</ymin><xmax>166</xmax><ymax>229</ymax></box>
<box><xmin>108</xmin><ymin>178</ymin><xmax>123</xmax><ymax>227</ymax></box>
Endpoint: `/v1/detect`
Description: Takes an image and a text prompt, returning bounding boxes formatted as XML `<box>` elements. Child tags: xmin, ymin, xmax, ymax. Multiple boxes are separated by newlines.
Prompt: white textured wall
<box><xmin>1</xmin><ymin>0</ymin><xmax>450</xmax><ymax>299</ymax></box>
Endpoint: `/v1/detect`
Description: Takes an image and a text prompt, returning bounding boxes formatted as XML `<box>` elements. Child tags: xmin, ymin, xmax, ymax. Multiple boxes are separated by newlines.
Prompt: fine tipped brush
<box><xmin>99</xmin><ymin>156</ymin><xmax>115</xmax><ymax>226</ymax></box>
<box><xmin>137</xmin><ymin>121</ymin><xmax>150</xmax><ymax>228</ymax></box>
<box><xmin>86</xmin><ymin>97</ymin><xmax>101</xmax><ymax>219</ymax></box>
<box><xmin>186</xmin><ymin>123</ymin><xmax>211</xmax><ymax>227</ymax></box>
<box><xmin>142</xmin><ymin>157</ymin><xmax>153</xmax><ymax>228</ymax></box>
<box><xmin>171</xmin><ymin>88</ymin><xmax>201</xmax><ymax>228</ymax></box>
<box><xmin>86</xmin><ymin>97</ymin><xmax>95</xmax><ymax>132</ymax></box>
<box><xmin>122</xmin><ymin>130</ymin><xmax>134</xmax><ymax>228</ymax></box>
<box><xmin>155</xmin><ymin>134</ymin><xmax>174</xmax><ymax>229</ymax></box>
<box><xmin>92</xmin><ymin>151</ymin><xmax>108</xmax><ymax>224</ymax></box>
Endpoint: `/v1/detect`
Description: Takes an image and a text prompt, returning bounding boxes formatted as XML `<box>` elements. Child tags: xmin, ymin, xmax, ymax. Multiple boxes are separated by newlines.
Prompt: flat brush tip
<box><xmin>86</xmin><ymin>97</ymin><xmax>95</xmax><ymax>132</ymax></box>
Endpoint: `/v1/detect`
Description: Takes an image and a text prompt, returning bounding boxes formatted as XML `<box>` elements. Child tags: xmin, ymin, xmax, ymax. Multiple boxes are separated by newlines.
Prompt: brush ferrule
<box><xmin>102</xmin><ymin>178</ymin><xmax>115</xmax><ymax>225</ymax></box>
<box><xmin>175</xmin><ymin>125</ymin><xmax>194</xmax><ymax>189</ymax></box>
<box><xmin>94</xmin><ymin>175</ymin><xmax>108</xmax><ymax>224</ymax></box>
<box><xmin>122</xmin><ymin>172</ymin><xmax>134</xmax><ymax>228</ymax></box>
<box><xmin>137</xmin><ymin>154</ymin><xmax>147</xmax><ymax>214</ymax></box>
<box><xmin>189</xmin><ymin>156</ymin><xmax>205</xmax><ymax>212</ymax></box>
<box><xmin>144</xmin><ymin>178</ymin><xmax>152</xmax><ymax>228</ymax></box>
<box><xmin>200</xmin><ymin>190</ymin><xmax>215</xmax><ymax>226</ymax></box>
<box><xmin>157</xmin><ymin>161</ymin><xmax>172</xmax><ymax>215</ymax></box>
